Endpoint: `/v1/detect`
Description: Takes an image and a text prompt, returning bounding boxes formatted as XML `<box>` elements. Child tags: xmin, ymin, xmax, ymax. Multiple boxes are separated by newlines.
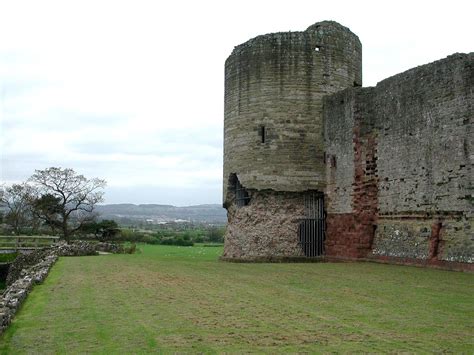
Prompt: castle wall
<box><xmin>222</xmin><ymin>190</ymin><xmax>305</xmax><ymax>260</ymax></box>
<box><xmin>222</xmin><ymin>19</ymin><xmax>473</xmax><ymax>268</ymax></box>
<box><xmin>223</xmin><ymin>21</ymin><xmax>362</xmax><ymax>259</ymax></box>
<box><xmin>223</xmin><ymin>21</ymin><xmax>362</xmax><ymax>201</ymax></box>
<box><xmin>324</xmin><ymin>88</ymin><xmax>378</xmax><ymax>258</ymax></box>
<box><xmin>324</xmin><ymin>54</ymin><xmax>474</xmax><ymax>266</ymax></box>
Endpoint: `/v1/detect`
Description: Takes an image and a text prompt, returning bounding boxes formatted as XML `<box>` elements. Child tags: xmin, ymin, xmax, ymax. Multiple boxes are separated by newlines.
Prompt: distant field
<box><xmin>1</xmin><ymin>245</ymin><xmax>473</xmax><ymax>353</ymax></box>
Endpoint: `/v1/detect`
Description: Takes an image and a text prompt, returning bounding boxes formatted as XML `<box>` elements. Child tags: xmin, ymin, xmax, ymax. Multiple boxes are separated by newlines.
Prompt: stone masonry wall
<box><xmin>324</xmin><ymin>53</ymin><xmax>473</xmax><ymax>265</ymax></box>
<box><xmin>222</xmin><ymin>19</ymin><xmax>472</xmax><ymax>268</ymax></box>
<box><xmin>223</xmin><ymin>21</ymin><xmax>362</xmax><ymax>202</ymax></box>
<box><xmin>223</xmin><ymin>189</ymin><xmax>305</xmax><ymax>260</ymax></box>
<box><xmin>324</xmin><ymin>87</ymin><xmax>378</xmax><ymax>258</ymax></box>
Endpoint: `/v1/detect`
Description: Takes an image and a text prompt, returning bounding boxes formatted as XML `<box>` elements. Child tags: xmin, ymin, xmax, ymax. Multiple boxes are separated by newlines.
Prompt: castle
<box><xmin>222</xmin><ymin>21</ymin><xmax>473</xmax><ymax>270</ymax></box>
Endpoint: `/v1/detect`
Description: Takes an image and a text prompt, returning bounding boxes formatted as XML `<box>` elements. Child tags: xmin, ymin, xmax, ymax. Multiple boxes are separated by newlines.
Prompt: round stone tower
<box><xmin>223</xmin><ymin>21</ymin><xmax>362</xmax><ymax>260</ymax></box>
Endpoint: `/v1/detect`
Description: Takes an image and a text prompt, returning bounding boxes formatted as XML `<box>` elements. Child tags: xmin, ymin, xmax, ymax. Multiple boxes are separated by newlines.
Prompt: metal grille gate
<box><xmin>235</xmin><ymin>179</ymin><xmax>250</xmax><ymax>207</ymax></box>
<box><xmin>298</xmin><ymin>192</ymin><xmax>325</xmax><ymax>257</ymax></box>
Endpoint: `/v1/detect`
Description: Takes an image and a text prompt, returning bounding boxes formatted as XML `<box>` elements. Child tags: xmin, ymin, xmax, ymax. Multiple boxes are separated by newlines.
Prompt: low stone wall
<box><xmin>0</xmin><ymin>248</ymin><xmax>57</xmax><ymax>333</ymax></box>
<box><xmin>0</xmin><ymin>241</ymin><xmax>125</xmax><ymax>335</ymax></box>
<box><xmin>5</xmin><ymin>249</ymin><xmax>55</xmax><ymax>286</ymax></box>
<box><xmin>95</xmin><ymin>242</ymin><xmax>125</xmax><ymax>254</ymax></box>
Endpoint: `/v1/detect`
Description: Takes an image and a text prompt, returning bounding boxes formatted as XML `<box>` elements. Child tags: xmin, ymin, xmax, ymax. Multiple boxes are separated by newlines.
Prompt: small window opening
<box><xmin>315</xmin><ymin>46</ymin><xmax>321</xmax><ymax>52</ymax></box>
<box><xmin>258</xmin><ymin>125</ymin><xmax>266</xmax><ymax>143</ymax></box>
<box><xmin>330</xmin><ymin>155</ymin><xmax>337</xmax><ymax>168</ymax></box>
<box><xmin>353</xmin><ymin>81</ymin><xmax>362</xmax><ymax>87</ymax></box>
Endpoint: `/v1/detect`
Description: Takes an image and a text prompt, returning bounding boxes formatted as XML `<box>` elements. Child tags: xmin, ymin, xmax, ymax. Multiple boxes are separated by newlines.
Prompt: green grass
<box><xmin>1</xmin><ymin>245</ymin><xmax>473</xmax><ymax>353</ymax></box>
<box><xmin>0</xmin><ymin>253</ymin><xmax>18</xmax><ymax>263</ymax></box>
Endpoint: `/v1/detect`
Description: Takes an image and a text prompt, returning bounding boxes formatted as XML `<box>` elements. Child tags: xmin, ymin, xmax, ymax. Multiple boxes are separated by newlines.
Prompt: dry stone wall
<box><xmin>0</xmin><ymin>249</ymin><xmax>57</xmax><ymax>334</ymax></box>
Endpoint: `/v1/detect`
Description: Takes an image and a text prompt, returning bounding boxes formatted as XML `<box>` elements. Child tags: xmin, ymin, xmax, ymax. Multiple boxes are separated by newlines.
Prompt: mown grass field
<box><xmin>1</xmin><ymin>244</ymin><xmax>473</xmax><ymax>353</ymax></box>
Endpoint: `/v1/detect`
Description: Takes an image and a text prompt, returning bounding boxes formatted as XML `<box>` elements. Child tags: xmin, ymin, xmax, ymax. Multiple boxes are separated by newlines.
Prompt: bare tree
<box><xmin>0</xmin><ymin>183</ymin><xmax>37</xmax><ymax>235</ymax></box>
<box><xmin>29</xmin><ymin>167</ymin><xmax>106</xmax><ymax>242</ymax></box>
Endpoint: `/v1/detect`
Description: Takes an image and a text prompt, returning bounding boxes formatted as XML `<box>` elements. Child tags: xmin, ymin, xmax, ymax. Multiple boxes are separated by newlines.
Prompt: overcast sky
<box><xmin>0</xmin><ymin>0</ymin><xmax>472</xmax><ymax>206</ymax></box>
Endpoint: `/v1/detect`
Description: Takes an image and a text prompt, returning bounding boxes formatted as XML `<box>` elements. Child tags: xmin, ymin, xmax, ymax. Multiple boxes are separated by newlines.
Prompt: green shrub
<box><xmin>159</xmin><ymin>237</ymin><xmax>194</xmax><ymax>247</ymax></box>
<box><xmin>98</xmin><ymin>225</ymin><xmax>226</xmax><ymax>246</ymax></box>
<box><xmin>123</xmin><ymin>243</ymin><xmax>137</xmax><ymax>254</ymax></box>
<box><xmin>194</xmin><ymin>236</ymin><xmax>204</xmax><ymax>243</ymax></box>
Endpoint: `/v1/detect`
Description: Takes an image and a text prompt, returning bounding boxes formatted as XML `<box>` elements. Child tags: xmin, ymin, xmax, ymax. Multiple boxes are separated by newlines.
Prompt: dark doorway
<box><xmin>228</xmin><ymin>173</ymin><xmax>250</xmax><ymax>208</ymax></box>
<box><xmin>298</xmin><ymin>192</ymin><xmax>325</xmax><ymax>257</ymax></box>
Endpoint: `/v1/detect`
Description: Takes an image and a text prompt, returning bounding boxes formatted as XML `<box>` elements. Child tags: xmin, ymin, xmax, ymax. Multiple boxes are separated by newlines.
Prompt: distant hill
<box><xmin>95</xmin><ymin>203</ymin><xmax>227</xmax><ymax>224</ymax></box>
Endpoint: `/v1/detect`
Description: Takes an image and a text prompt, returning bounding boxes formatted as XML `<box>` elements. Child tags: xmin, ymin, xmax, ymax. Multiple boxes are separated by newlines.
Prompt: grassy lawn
<box><xmin>1</xmin><ymin>244</ymin><xmax>473</xmax><ymax>353</ymax></box>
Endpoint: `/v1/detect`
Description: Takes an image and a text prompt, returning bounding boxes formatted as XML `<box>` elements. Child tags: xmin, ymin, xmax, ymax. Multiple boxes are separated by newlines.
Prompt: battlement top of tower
<box><xmin>306</xmin><ymin>20</ymin><xmax>359</xmax><ymax>39</ymax></box>
<box><xmin>228</xmin><ymin>20</ymin><xmax>361</xmax><ymax>59</ymax></box>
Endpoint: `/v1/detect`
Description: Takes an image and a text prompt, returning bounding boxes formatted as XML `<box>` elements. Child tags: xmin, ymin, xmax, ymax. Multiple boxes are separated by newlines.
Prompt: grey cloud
<box><xmin>68</xmin><ymin>126</ymin><xmax>223</xmax><ymax>158</ymax></box>
<box><xmin>4</xmin><ymin>108</ymin><xmax>129</xmax><ymax>129</ymax></box>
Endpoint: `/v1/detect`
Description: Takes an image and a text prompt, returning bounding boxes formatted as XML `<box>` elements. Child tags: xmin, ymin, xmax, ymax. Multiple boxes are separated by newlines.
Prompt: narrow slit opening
<box><xmin>259</xmin><ymin>125</ymin><xmax>266</xmax><ymax>143</ymax></box>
